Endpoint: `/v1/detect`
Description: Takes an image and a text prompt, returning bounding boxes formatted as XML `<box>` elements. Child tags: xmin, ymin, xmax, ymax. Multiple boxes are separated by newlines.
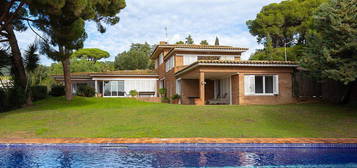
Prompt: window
<box><xmin>103</xmin><ymin>80</ymin><xmax>125</xmax><ymax>97</ymax></box>
<box><xmin>183</xmin><ymin>55</ymin><xmax>197</xmax><ymax>65</ymax></box>
<box><xmin>165</xmin><ymin>56</ymin><xmax>174</xmax><ymax>72</ymax></box>
<box><xmin>159</xmin><ymin>53</ymin><xmax>163</xmax><ymax>65</ymax></box>
<box><xmin>176</xmin><ymin>79</ymin><xmax>181</xmax><ymax>94</ymax></box>
<box><xmin>244</xmin><ymin>75</ymin><xmax>279</xmax><ymax>95</ymax></box>
<box><xmin>155</xmin><ymin>58</ymin><xmax>159</xmax><ymax>69</ymax></box>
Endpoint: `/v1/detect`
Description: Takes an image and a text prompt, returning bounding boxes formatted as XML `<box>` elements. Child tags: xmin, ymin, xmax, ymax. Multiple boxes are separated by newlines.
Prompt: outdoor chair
<box><xmin>208</xmin><ymin>93</ymin><xmax>228</xmax><ymax>105</ymax></box>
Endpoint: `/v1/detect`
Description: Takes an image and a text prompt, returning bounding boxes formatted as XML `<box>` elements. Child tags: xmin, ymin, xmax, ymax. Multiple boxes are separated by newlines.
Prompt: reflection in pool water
<box><xmin>0</xmin><ymin>145</ymin><xmax>357</xmax><ymax>167</ymax></box>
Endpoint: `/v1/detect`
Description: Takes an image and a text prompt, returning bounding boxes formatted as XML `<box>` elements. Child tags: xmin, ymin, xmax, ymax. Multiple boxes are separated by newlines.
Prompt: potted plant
<box><xmin>171</xmin><ymin>94</ymin><xmax>181</xmax><ymax>104</ymax></box>
<box><xmin>161</xmin><ymin>97</ymin><xmax>170</xmax><ymax>103</ymax></box>
<box><xmin>159</xmin><ymin>88</ymin><xmax>167</xmax><ymax>97</ymax></box>
<box><xmin>129</xmin><ymin>90</ymin><xmax>138</xmax><ymax>98</ymax></box>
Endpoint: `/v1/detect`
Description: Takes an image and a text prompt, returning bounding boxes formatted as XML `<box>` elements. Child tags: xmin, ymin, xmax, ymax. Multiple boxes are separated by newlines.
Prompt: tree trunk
<box><xmin>62</xmin><ymin>58</ymin><xmax>73</xmax><ymax>101</ymax></box>
<box><xmin>5</xmin><ymin>24</ymin><xmax>32</xmax><ymax>106</ymax></box>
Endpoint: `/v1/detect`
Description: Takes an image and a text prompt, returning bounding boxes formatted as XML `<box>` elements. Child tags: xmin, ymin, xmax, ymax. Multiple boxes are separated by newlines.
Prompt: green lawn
<box><xmin>1</xmin><ymin>97</ymin><xmax>357</xmax><ymax>138</ymax></box>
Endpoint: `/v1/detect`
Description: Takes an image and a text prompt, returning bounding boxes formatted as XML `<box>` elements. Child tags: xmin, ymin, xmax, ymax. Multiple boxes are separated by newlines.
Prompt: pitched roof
<box><xmin>52</xmin><ymin>70</ymin><xmax>158</xmax><ymax>79</ymax></box>
<box><xmin>196</xmin><ymin>60</ymin><xmax>297</xmax><ymax>64</ymax></box>
<box><xmin>90</xmin><ymin>70</ymin><xmax>157</xmax><ymax>76</ymax></box>
<box><xmin>159</xmin><ymin>44</ymin><xmax>248</xmax><ymax>50</ymax></box>
<box><xmin>151</xmin><ymin>44</ymin><xmax>248</xmax><ymax>59</ymax></box>
<box><xmin>176</xmin><ymin>60</ymin><xmax>298</xmax><ymax>75</ymax></box>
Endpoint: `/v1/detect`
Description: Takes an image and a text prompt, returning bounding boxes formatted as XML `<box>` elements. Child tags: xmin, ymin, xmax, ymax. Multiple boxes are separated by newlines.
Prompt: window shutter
<box><xmin>273</xmin><ymin>75</ymin><xmax>279</xmax><ymax>94</ymax></box>
<box><xmin>244</xmin><ymin>75</ymin><xmax>255</xmax><ymax>95</ymax></box>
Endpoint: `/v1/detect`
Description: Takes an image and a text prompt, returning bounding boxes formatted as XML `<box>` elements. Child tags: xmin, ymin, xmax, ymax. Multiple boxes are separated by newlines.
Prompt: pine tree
<box><xmin>185</xmin><ymin>35</ymin><xmax>194</xmax><ymax>44</ymax></box>
<box><xmin>301</xmin><ymin>0</ymin><xmax>357</xmax><ymax>103</ymax></box>
<box><xmin>215</xmin><ymin>37</ymin><xmax>220</xmax><ymax>45</ymax></box>
<box><xmin>33</xmin><ymin>0</ymin><xmax>126</xmax><ymax>101</ymax></box>
<box><xmin>200</xmin><ymin>40</ymin><xmax>209</xmax><ymax>45</ymax></box>
<box><xmin>264</xmin><ymin>34</ymin><xmax>274</xmax><ymax>60</ymax></box>
<box><xmin>176</xmin><ymin>41</ymin><xmax>184</xmax><ymax>44</ymax></box>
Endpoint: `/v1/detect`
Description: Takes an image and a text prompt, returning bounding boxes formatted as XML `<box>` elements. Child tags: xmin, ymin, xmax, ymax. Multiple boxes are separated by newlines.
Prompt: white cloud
<box><xmin>15</xmin><ymin>0</ymin><xmax>282</xmax><ymax>65</ymax></box>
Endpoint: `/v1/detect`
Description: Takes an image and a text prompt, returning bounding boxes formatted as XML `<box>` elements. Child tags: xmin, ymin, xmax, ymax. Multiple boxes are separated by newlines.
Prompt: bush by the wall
<box><xmin>159</xmin><ymin>88</ymin><xmax>167</xmax><ymax>97</ymax></box>
<box><xmin>7</xmin><ymin>86</ymin><xmax>26</xmax><ymax>108</ymax></box>
<box><xmin>0</xmin><ymin>88</ymin><xmax>8</xmax><ymax>112</ymax></box>
<box><xmin>171</xmin><ymin>94</ymin><xmax>181</xmax><ymax>100</ymax></box>
<box><xmin>77</xmin><ymin>85</ymin><xmax>95</xmax><ymax>97</ymax></box>
<box><xmin>129</xmin><ymin>90</ymin><xmax>138</xmax><ymax>97</ymax></box>
<box><xmin>161</xmin><ymin>97</ymin><xmax>170</xmax><ymax>103</ymax></box>
<box><xmin>49</xmin><ymin>84</ymin><xmax>65</xmax><ymax>97</ymax></box>
<box><xmin>31</xmin><ymin>86</ymin><xmax>47</xmax><ymax>101</ymax></box>
<box><xmin>0</xmin><ymin>86</ymin><xmax>26</xmax><ymax>112</ymax></box>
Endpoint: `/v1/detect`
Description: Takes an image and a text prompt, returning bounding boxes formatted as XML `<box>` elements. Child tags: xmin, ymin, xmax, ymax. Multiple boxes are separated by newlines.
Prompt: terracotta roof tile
<box><xmin>160</xmin><ymin>44</ymin><xmax>248</xmax><ymax>50</ymax></box>
<box><xmin>90</xmin><ymin>70</ymin><xmax>157</xmax><ymax>76</ymax></box>
<box><xmin>176</xmin><ymin>60</ymin><xmax>298</xmax><ymax>75</ymax></box>
<box><xmin>151</xmin><ymin>44</ymin><xmax>248</xmax><ymax>59</ymax></box>
<box><xmin>196</xmin><ymin>60</ymin><xmax>297</xmax><ymax>64</ymax></box>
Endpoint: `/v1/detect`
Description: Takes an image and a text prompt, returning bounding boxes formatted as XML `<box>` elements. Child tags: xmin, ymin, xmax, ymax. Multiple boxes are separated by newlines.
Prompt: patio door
<box><xmin>103</xmin><ymin>80</ymin><xmax>125</xmax><ymax>97</ymax></box>
<box><xmin>213</xmin><ymin>78</ymin><xmax>230</xmax><ymax>104</ymax></box>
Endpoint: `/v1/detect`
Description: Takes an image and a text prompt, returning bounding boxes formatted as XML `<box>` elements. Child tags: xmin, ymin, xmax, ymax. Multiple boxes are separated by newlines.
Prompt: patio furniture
<box><xmin>208</xmin><ymin>93</ymin><xmax>228</xmax><ymax>105</ymax></box>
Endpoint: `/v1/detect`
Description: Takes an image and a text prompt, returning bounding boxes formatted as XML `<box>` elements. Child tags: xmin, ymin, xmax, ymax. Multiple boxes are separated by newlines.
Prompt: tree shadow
<box><xmin>0</xmin><ymin>96</ymin><xmax>94</xmax><ymax>117</ymax></box>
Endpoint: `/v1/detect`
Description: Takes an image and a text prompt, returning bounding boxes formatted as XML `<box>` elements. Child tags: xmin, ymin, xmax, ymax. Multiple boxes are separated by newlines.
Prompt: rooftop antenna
<box><xmin>165</xmin><ymin>26</ymin><xmax>168</xmax><ymax>42</ymax></box>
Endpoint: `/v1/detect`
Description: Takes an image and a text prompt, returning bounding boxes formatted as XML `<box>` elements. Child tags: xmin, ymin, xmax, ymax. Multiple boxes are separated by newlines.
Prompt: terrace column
<box><xmin>199</xmin><ymin>71</ymin><xmax>205</xmax><ymax>105</ymax></box>
<box><xmin>94</xmin><ymin>80</ymin><xmax>98</xmax><ymax>96</ymax></box>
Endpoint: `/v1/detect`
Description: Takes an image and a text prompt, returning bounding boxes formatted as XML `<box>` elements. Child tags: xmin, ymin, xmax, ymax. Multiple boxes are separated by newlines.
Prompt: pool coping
<box><xmin>1</xmin><ymin>138</ymin><xmax>357</xmax><ymax>144</ymax></box>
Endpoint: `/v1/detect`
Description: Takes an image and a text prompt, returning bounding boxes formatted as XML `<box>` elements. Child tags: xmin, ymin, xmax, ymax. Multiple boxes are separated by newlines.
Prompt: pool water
<box><xmin>0</xmin><ymin>144</ymin><xmax>357</xmax><ymax>167</ymax></box>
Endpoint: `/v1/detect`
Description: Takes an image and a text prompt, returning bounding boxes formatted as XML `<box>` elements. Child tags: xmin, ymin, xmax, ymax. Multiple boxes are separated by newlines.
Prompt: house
<box><xmin>53</xmin><ymin>70</ymin><xmax>158</xmax><ymax>97</ymax></box>
<box><xmin>54</xmin><ymin>41</ymin><xmax>298</xmax><ymax>105</ymax></box>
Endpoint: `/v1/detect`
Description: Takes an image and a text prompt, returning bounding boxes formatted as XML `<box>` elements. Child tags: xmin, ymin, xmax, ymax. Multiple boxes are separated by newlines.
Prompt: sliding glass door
<box><xmin>103</xmin><ymin>81</ymin><xmax>125</xmax><ymax>97</ymax></box>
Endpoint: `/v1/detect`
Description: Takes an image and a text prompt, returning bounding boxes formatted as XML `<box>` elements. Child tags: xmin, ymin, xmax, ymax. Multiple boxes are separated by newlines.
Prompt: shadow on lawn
<box><xmin>1</xmin><ymin>96</ymin><xmax>94</xmax><ymax>115</ymax></box>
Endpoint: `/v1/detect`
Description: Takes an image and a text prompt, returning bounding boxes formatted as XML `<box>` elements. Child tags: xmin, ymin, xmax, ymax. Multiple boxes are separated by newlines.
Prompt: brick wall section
<box><xmin>205</xmin><ymin>80</ymin><xmax>214</xmax><ymax>102</ymax></box>
<box><xmin>178</xmin><ymin>66</ymin><xmax>296</xmax><ymax>105</ymax></box>
<box><xmin>236</xmin><ymin>72</ymin><xmax>296</xmax><ymax>105</ymax></box>
<box><xmin>231</xmin><ymin>75</ymin><xmax>239</xmax><ymax>104</ymax></box>
<box><xmin>175</xmin><ymin>55</ymin><xmax>183</xmax><ymax>66</ymax></box>
<box><xmin>164</xmin><ymin>69</ymin><xmax>177</xmax><ymax>99</ymax></box>
<box><xmin>181</xmin><ymin>79</ymin><xmax>199</xmax><ymax>104</ymax></box>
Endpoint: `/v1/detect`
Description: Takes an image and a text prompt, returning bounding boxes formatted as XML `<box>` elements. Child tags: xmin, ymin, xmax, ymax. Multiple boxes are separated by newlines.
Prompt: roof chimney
<box><xmin>159</xmin><ymin>41</ymin><xmax>168</xmax><ymax>45</ymax></box>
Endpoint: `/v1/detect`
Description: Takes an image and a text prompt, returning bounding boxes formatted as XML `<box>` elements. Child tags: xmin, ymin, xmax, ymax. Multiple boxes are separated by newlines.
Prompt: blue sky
<box><xmin>15</xmin><ymin>0</ymin><xmax>282</xmax><ymax>65</ymax></box>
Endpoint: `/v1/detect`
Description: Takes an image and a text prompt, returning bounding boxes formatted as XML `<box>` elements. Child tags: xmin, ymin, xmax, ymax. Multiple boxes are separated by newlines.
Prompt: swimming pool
<box><xmin>0</xmin><ymin>144</ymin><xmax>356</xmax><ymax>167</ymax></box>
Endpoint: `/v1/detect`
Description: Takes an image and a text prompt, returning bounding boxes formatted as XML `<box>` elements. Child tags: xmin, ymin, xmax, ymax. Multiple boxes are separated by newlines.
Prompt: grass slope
<box><xmin>1</xmin><ymin>97</ymin><xmax>357</xmax><ymax>138</ymax></box>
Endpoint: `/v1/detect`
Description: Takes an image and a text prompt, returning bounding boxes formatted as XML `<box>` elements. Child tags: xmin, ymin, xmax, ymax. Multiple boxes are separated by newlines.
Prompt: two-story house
<box><xmin>54</xmin><ymin>41</ymin><xmax>298</xmax><ymax>105</ymax></box>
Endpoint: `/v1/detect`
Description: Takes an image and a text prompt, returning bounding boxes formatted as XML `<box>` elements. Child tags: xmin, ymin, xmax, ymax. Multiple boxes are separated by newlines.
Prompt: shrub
<box><xmin>159</xmin><ymin>88</ymin><xmax>167</xmax><ymax>96</ymax></box>
<box><xmin>77</xmin><ymin>85</ymin><xmax>95</xmax><ymax>97</ymax></box>
<box><xmin>171</xmin><ymin>94</ymin><xmax>181</xmax><ymax>100</ymax></box>
<box><xmin>0</xmin><ymin>85</ymin><xmax>27</xmax><ymax>112</ymax></box>
<box><xmin>49</xmin><ymin>84</ymin><xmax>65</xmax><ymax>97</ymax></box>
<box><xmin>161</xmin><ymin>97</ymin><xmax>170</xmax><ymax>103</ymax></box>
<box><xmin>0</xmin><ymin>88</ymin><xmax>8</xmax><ymax>112</ymax></box>
<box><xmin>7</xmin><ymin>86</ymin><xmax>26</xmax><ymax>108</ymax></box>
<box><xmin>129</xmin><ymin>90</ymin><xmax>138</xmax><ymax>97</ymax></box>
<box><xmin>31</xmin><ymin>86</ymin><xmax>47</xmax><ymax>101</ymax></box>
